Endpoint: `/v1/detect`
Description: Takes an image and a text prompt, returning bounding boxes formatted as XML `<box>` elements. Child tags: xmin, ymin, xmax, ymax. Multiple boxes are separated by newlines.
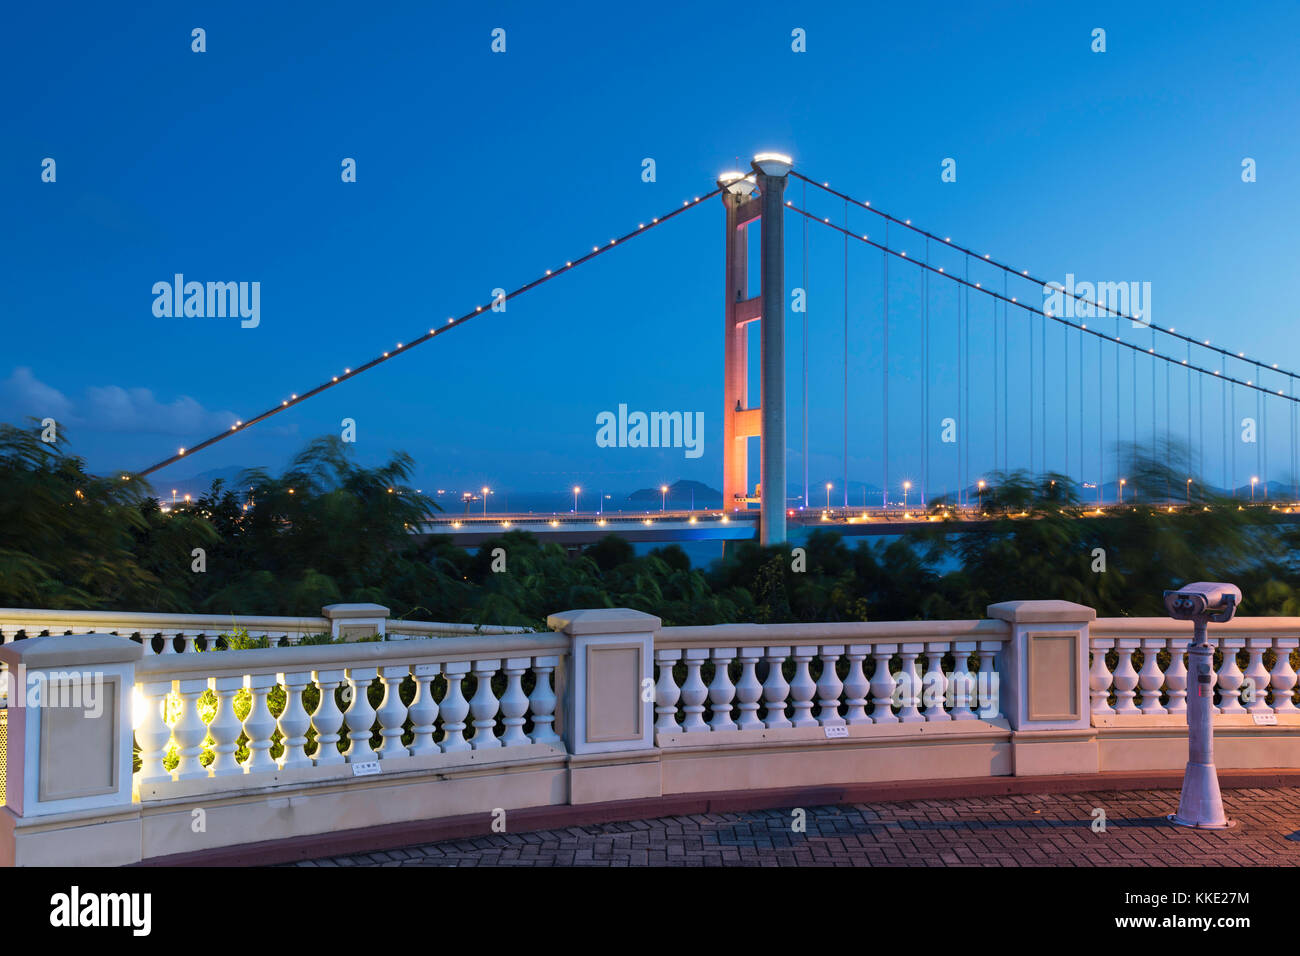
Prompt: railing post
<box><xmin>322</xmin><ymin>603</ymin><xmax>389</xmax><ymax>641</ymax></box>
<box><xmin>0</xmin><ymin>634</ymin><xmax>143</xmax><ymax>865</ymax></box>
<box><xmin>987</xmin><ymin>600</ymin><xmax>1099</xmax><ymax>776</ymax></box>
<box><xmin>547</xmin><ymin>608</ymin><xmax>661</xmax><ymax>804</ymax></box>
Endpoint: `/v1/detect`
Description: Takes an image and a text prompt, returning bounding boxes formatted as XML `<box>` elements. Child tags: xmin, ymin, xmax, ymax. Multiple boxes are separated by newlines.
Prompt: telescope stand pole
<box><xmin>1169</xmin><ymin>619</ymin><xmax>1233</xmax><ymax>828</ymax></box>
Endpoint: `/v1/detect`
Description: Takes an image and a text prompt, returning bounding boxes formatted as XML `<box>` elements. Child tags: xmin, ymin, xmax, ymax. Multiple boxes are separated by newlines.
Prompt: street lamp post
<box><xmin>825</xmin><ymin>482</ymin><xmax>832</xmax><ymax>510</ymax></box>
<box><xmin>903</xmin><ymin>481</ymin><xmax>911</xmax><ymax>509</ymax></box>
<box><xmin>573</xmin><ymin>486</ymin><xmax>581</xmax><ymax>514</ymax></box>
<box><xmin>1187</xmin><ymin>478</ymin><xmax>1193</xmax><ymax>506</ymax></box>
<box><xmin>482</xmin><ymin>487</ymin><xmax>490</xmax><ymax>517</ymax></box>
<box><xmin>977</xmin><ymin>479</ymin><xmax>985</xmax><ymax>512</ymax></box>
<box><xmin>1251</xmin><ymin>476</ymin><xmax>1258</xmax><ymax>501</ymax></box>
<box><xmin>1119</xmin><ymin>478</ymin><xmax>1126</xmax><ymax>505</ymax></box>
<box><xmin>660</xmin><ymin>485</ymin><xmax>668</xmax><ymax>511</ymax></box>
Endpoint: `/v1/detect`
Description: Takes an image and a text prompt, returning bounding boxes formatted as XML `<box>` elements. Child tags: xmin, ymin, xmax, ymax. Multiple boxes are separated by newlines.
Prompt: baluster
<box><xmin>1270</xmin><ymin>638</ymin><xmax>1299</xmax><ymax>713</ymax></box>
<box><xmin>761</xmin><ymin>646</ymin><xmax>792</xmax><ymax>729</ymax></box>
<box><xmin>1111</xmin><ymin>639</ymin><xmax>1140</xmax><ymax>715</ymax></box>
<box><xmin>171</xmin><ymin>678</ymin><xmax>210</xmax><ymax>780</ymax></box>
<box><xmin>242</xmin><ymin>674</ymin><xmax>280</xmax><ymax>773</ymax></box>
<box><xmin>869</xmin><ymin>644</ymin><xmax>899</xmax><ymax>723</ymax></box>
<box><xmin>207</xmin><ymin>676</ymin><xmax>245</xmax><ymax>775</ymax></box>
<box><xmin>923</xmin><ymin>641</ymin><xmax>951</xmax><ymax>721</ymax></box>
<box><xmin>707</xmin><ymin>648</ymin><xmax>738</xmax><ymax>731</ymax></box>
<box><xmin>342</xmin><ymin>667</ymin><xmax>378</xmax><ymax>762</ymax></box>
<box><xmin>158</xmin><ymin>631</ymin><xmax>177</xmax><ymax>655</ymax></box>
<box><xmin>1138</xmin><ymin>638</ymin><xmax>1168</xmax><ymax>715</ymax></box>
<box><xmin>407</xmin><ymin>663</ymin><xmax>441</xmax><ymax>755</ymax></box>
<box><xmin>654</xmin><ymin>650</ymin><xmax>682</xmax><ymax>734</ymax></box>
<box><xmin>528</xmin><ymin>655</ymin><xmax>561</xmax><ymax>746</ymax></box>
<box><xmin>1090</xmin><ymin>639</ymin><xmax>1115</xmax><ymax>715</ymax></box>
<box><xmin>789</xmin><ymin>647</ymin><xmax>818</xmax><ymax>728</ymax></box>
<box><xmin>680</xmin><ymin>648</ymin><xmax>709</xmax><ymax>732</ymax></box>
<box><xmin>842</xmin><ymin>645</ymin><xmax>871</xmax><ymax>725</ymax></box>
<box><xmin>1216</xmin><ymin>638</ymin><xmax>1245</xmax><ymax>714</ymax></box>
<box><xmin>896</xmin><ymin>643</ymin><xmax>924</xmax><ymax>723</ymax></box>
<box><xmin>469</xmin><ymin>659</ymin><xmax>502</xmax><ymax>749</ymax></box>
<box><xmin>439</xmin><ymin>662</ymin><xmax>472</xmax><ymax>752</ymax></box>
<box><xmin>176</xmin><ymin>632</ymin><xmax>196</xmax><ymax>654</ymax></box>
<box><xmin>276</xmin><ymin>671</ymin><xmax>314</xmax><ymax>769</ymax></box>
<box><xmin>816</xmin><ymin>645</ymin><xmax>845</xmax><ymax>727</ymax></box>
<box><xmin>1244</xmin><ymin>638</ymin><xmax>1272</xmax><ymax>714</ymax></box>
<box><xmin>976</xmin><ymin>641</ymin><xmax>1001</xmax><ymax>717</ymax></box>
<box><xmin>500</xmin><ymin>657</ymin><xmax>531</xmax><ymax>747</ymax></box>
<box><xmin>136</xmin><ymin>680</ymin><xmax>175</xmax><ymax>783</ymax></box>
<box><xmin>949</xmin><ymin>641</ymin><xmax>977</xmax><ymax>720</ymax></box>
<box><xmin>1164</xmin><ymin>638</ymin><xmax>1189</xmax><ymax>715</ymax></box>
<box><xmin>309</xmin><ymin>670</ymin><xmax>346</xmax><ymax>765</ymax></box>
<box><xmin>735</xmin><ymin>648</ymin><xmax>765</xmax><ymax>730</ymax></box>
<box><xmin>376</xmin><ymin>665</ymin><xmax>412</xmax><ymax>759</ymax></box>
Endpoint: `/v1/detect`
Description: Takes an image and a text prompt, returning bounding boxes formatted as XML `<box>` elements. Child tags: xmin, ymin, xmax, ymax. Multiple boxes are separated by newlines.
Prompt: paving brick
<box><xmin>289</xmin><ymin>786</ymin><xmax>1300</xmax><ymax>867</ymax></box>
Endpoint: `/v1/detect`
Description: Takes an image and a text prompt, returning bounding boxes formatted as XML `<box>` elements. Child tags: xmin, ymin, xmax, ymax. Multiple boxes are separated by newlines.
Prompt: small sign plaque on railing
<box><xmin>823</xmin><ymin>725</ymin><xmax>849</xmax><ymax>739</ymax></box>
<box><xmin>1252</xmin><ymin>713</ymin><xmax>1278</xmax><ymax>726</ymax></box>
<box><xmin>351</xmin><ymin>760</ymin><xmax>382</xmax><ymax>776</ymax></box>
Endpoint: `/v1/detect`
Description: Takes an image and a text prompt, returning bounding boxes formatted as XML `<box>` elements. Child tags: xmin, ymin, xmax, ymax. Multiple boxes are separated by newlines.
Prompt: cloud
<box><xmin>0</xmin><ymin>366</ymin><xmax>74</xmax><ymax>419</ymax></box>
<box><xmin>0</xmin><ymin>367</ymin><xmax>237</xmax><ymax>437</ymax></box>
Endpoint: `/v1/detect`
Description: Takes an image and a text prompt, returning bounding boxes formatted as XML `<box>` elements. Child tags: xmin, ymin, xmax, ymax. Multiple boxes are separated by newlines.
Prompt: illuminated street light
<box><xmin>660</xmin><ymin>485</ymin><xmax>668</xmax><ymax>511</ymax></box>
<box><xmin>482</xmin><ymin>486</ymin><xmax>490</xmax><ymax>516</ymax></box>
<box><xmin>825</xmin><ymin>482</ymin><xmax>832</xmax><ymax>509</ymax></box>
<box><xmin>1187</xmin><ymin>478</ymin><xmax>1193</xmax><ymax>506</ymax></box>
<box><xmin>1119</xmin><ymin>478</ymin><xmax>1126</xmax><ymax>505</ymax></box>
<box><xmin>903</xmin><ymin>480</ymin><xmax>912</xmax><ymax>509</ymax></box>
<box><xmin>1251</xmin><ymin>476</ymin><xmax>1258</xmax><ymax>502</ymax></box>
<box><xmin>573</xmin><ymin>486</ymin><xmax>581</xmax><ymax>514</ymax></box>
<box><xmin>977</xmin><ymin>479</ymin><xmax>986</xmax><ymax>511</ymax></box>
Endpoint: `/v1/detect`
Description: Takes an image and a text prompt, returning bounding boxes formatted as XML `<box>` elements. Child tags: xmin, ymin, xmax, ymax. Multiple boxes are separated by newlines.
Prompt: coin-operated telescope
<box><xmin>1162</xmin><ymin>582</ymin><xmax>1242</xmax><ymax>829</ymax></box>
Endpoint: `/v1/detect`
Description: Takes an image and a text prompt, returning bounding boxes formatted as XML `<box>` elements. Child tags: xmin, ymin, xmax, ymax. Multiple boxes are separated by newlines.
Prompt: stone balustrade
<box><xmin>653</xmin><ymin>620</ymin><xmax>1009</xmax><ymax>733</ymax></box>
<box><xmin>1089</xmin><ymin>618</ymin><xmax>1300</xmax><ymax>720</ymax></box>
<box><xmin>133</xmin><ymin>632</ymin><xmax>566</xmax><ymax>799</ymax></box>
<box><xmin>2</xmin><ymin>600</ymin><xmax>1299</xmax><ymax>866</ymax></box>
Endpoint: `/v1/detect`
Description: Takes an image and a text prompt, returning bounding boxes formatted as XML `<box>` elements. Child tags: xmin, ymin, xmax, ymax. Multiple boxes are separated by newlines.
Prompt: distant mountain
<box><xmin>627</xmin><ymin>479</ymin><xmax>721</xmax><ymax>507</ymax></box>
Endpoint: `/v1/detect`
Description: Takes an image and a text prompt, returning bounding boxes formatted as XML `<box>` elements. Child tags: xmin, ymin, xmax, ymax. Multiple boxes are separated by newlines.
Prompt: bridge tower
<box><xmin>719</xmin><ymin>153</ymin><xmax>791</xmax><ymax>546</ymax></box>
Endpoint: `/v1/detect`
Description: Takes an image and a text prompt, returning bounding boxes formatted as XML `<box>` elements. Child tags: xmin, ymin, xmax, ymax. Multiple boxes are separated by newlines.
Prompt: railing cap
<box><xmin>0</xmin><ymin>632</ymin><xmax>144</xmax><ymax>668</ymax></box>
<box><xmin>986</xmin><ymin>600</ymin><xmax>1097</xmax><ymax>625</ymax></box>
<box><xmin>547</xmin><ymin>607</ymin><xmax>662</xmax><ymax>636</ymax></box>
<box><xmin>321</xmin><ymin>603</ymin><xmax>390</xmax><ymax>620</ymax></box>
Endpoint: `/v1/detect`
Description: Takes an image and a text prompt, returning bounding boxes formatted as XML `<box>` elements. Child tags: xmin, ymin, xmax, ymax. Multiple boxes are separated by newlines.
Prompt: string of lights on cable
<box><xmin>783</xmin><ymin>200</ymin><xmax>1300</xmax><ymax>406</ymax></box>
<box><xmin>131</xmin><ymin>187</ymin><xmax>723</xmax><ymax>480</ymax></box>
<box><xmin>790</xmin><ymin>170</ymin><xmax>1291</xmax><ymax>380</ymax></box>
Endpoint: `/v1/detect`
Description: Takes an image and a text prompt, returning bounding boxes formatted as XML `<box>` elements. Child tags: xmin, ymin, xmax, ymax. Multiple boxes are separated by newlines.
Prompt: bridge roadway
<box><xmin>413</xmin><ymin>501</ymin><xmax>1300</xmax><ymax>547</ymax></box>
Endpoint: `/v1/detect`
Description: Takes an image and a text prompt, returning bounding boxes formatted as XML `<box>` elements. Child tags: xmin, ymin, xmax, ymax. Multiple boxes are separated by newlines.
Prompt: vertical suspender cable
<box><xmin>882</xmin><ymin>222</ymin><xmax>889</xmax><ymax>510</ymax></box>
<box><xmin>923</xmin><ymin>236</ymin><xmax>929</xmax><ymax>507</ymax></box>
<box><xmin>1003</xmin><ymin>275</ymin><xmax>1008</xmax><ymax>474</ymax></box>
<box><xmin>1044</xmin><ymin>310</ymin><xmax>1048</xmax><ymax>475</ymax></box>
<box><xmin>1258</xmin><ymin>386</ymin><xmax>1264</xmax><ymax>494</ymax></box>
<box><xmin>842</xmin><ymin>198</ymin><xmax>851</xmax><ymax>506</ymax></box>
<box><xmin>994</xmin><ymin>267</ymin><xmax>1000</xmax><ymax>479</ymax></box>
<box><xmin>1029</xmin><ymin>283</ymin><xmax>1035</xmax><ymax>476</ymax></box>
<box><xmin>965</xmin><ymin>259</ymin><xmax>970</xmax><ymax>501</ymax></box>
<box><xmin>1064</xmin><ymin>311</ymin><xmax>1070</xmax><ymax>482</ymax></box>
<box><xmin>1099</xmin><ymin>336</ymin><xmax>1104</xmax><ymax>505</ymax></box>
<box><xmin>802</xmin><ymin>179</ymin><xmax>809</xmax><ymax>510</ymax></box>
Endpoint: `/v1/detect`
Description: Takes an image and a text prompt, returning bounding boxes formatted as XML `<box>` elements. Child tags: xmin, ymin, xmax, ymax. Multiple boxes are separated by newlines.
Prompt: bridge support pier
<box><xmin>753</xmin><ymin>154</ymin><xmax>791</xmax><ymax>546</ymax></box>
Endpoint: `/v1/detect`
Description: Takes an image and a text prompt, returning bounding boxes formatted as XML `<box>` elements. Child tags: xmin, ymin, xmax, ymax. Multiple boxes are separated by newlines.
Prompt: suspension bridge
<box><xmin>132</xmin><ymin>152</ymin><xmax>1300</xmax><ymax>546</ymax></box>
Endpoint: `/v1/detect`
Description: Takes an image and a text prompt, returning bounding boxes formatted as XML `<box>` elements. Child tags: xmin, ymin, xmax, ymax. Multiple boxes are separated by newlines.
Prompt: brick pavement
<box><xmin>291</xmin><ymin>786</ymin><xmax>1300</xmax><ymax>867</ymax></box>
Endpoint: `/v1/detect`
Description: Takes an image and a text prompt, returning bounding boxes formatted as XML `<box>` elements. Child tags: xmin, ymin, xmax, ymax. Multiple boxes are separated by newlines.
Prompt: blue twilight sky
<box><xmin>4</xmin><ymin>0</ymin><xmax>1300</xmax><ymax>504</ymax></box>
